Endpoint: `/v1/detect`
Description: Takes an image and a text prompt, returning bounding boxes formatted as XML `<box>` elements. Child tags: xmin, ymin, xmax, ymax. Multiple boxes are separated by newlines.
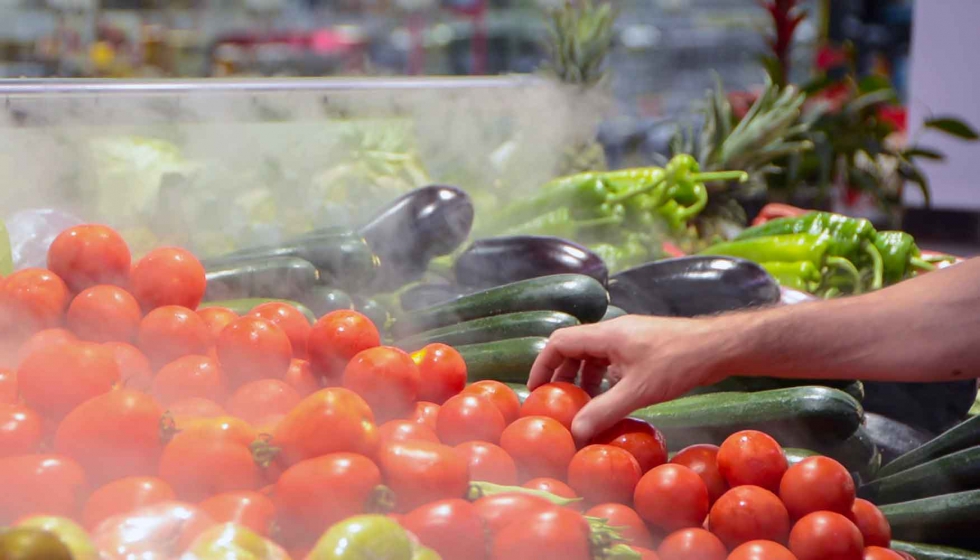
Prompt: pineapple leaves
<box><xmin>924</xmin><ymin>117</ymin><xmax>980</xmax><ymax>140</ymax></box>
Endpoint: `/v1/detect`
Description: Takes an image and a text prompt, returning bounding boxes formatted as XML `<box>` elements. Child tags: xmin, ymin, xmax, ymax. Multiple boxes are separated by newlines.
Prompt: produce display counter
<box><xmin>0</xmin><ymin>77</ymin><xmax>976</xmax><ymax>560</ymax></box>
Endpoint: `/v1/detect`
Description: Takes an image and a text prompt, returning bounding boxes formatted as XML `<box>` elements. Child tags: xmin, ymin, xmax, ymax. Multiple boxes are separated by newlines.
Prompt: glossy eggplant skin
<box><xmin>399</xmin><ymin>283</ymin><xmax>470</xmax><ymax>313</ymax></box>
<box><xmin>359</xmin><ymin>185</ymin><xmax>474</xmax><ymax>292</ymax></box>
<box><xmin>454</xmin><ymin>235</ymin><xmax>608</xmax><ymax>290</ymax></box>
<box><xmin>609</xmin><ymin>256</ymin><xmax>780</xmax><ymax>317</ymax></box>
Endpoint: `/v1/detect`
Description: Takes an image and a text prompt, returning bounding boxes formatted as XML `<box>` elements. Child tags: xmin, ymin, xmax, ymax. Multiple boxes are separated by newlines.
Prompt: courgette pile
<box><xmin>858</xmin><ymin>415</ymin><xmax>980</xmax><ymax>551</ymax></box>
<box><xmin>393</xmin><ymin>274</ymin><xmax>610</xmax><ymax>382</ymax></box>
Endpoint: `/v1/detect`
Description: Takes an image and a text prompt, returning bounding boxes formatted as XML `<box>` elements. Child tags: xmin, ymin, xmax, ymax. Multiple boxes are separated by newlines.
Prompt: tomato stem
<box><xmin>249</xmin><ymin>434</ymin><xmax>281</xmax><ymax>468</ymax></box>
<box><xmin>368</xmin><ymin>484</ymin><xmax>396</xmax><ymax>514</ymax></box>
<box><xmin>159</xmin><ymin>412</ymin><xmax>179</xmax><ymax>444</ymax></box>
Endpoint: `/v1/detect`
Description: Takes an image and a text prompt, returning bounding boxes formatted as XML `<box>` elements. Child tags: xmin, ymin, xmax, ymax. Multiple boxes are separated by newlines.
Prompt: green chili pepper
<box><xmin>737</xmin><ymin>212</ymin><xmax>876</xmax><ymax>257</ymax></box>
<box><xmin>589</xmin><ymin>238</ymin><xmax>650</xmax><ymax>273</ymax></box>
<box><xmin>761</xmin><ymin>261</ymin><xmax>821</xmax><ymax>292</ymax></box>
<box><xmin>502</xmin><ymin>207</ymin><xmax>622</xmax><ymax>239</ymax></box>
<box><xmin>873</xmin><ymin>230</ymin><xmax>934</xmax><ymax>284</ymax></box>
<box><xmin>0</xmin><ymin>220</ymin><xmax>12</xmax><ymax>277</ymax></box>
<box><xmin>700</xmin><ymin>233</ymin><xmax>831</xmax><ymax>264</ymax></box>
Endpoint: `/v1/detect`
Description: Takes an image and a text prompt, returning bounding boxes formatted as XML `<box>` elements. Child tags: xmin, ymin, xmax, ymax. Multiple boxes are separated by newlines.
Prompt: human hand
<box><xmin>527</xmin><ymin>315</ymin><xmax>730</xmax><ymax>444</ymax></box>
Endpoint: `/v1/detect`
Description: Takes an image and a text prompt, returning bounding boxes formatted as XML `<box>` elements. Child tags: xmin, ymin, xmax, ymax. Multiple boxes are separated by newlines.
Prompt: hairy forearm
<box><xmin>709</xmin><ymin>258</ymin><xmax>980</xmax><ymax>383</ymax></box>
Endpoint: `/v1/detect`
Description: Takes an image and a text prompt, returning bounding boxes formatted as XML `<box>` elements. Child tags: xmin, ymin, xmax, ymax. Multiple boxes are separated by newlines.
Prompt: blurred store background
<box><xmin>3</xmin><ymin>0</ymin><xmax>978</xmax><ymax>254</ymax></box>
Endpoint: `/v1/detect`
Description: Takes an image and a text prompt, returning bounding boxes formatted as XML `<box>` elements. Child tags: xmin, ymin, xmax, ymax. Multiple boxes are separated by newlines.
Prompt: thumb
<box><xmin>570</xmin><ymin>378</ymin><xmax>645</xmax><ymax>446</ymax></box>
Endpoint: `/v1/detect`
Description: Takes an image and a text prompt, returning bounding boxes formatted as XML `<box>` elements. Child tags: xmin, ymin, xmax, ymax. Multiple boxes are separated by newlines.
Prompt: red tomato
<box><xmin>129</xmin><ymin>247</ymin><xmax>206</xmax><ymax>311</ymax></box>
<box><xmin>462</xmin><ymin>380</ymin><xmax>522</xmax><ymax>424</ymax></box>
<box><xmin>3</xmin><ymin>268</ymin><xmax>71</xmax><ymax>331</ymax></box>
<box><xmin>103</xmin><ymin>342</ymin><xmax>153</xmax><ymax>392</ymax></box>
<box><xmin>500</xmin><ymin>416</ymin><xmax>577</xmax><ymax>481</ymax></box>
<box><xmin>634</xmin><ymin>464</ymin><xmax>710</xmax><ymax>532</ymax></box>
<box><xmin>282</xmin><ymin>358</ymin><xmax>320</xmax><ymax>397</ymax></box>
<box><xmin>492</xmin><ymin>507</ymin><xmax>592</xmax><ymax>560</ymax></box>
<box><xmin>54</xmin><ymin>389</ymin><xmax>165</xmax><ymax>484</ymax></box>
<box><xmin>657</xmin><ymin>528</ymin><xmax>728</xmax><ymax>560</ymax></box>
<box><xmin>568</xmin><ymin>444</ymin><xmax>642</xmax><ymax>505</ymax></box>
<box><xmin>343</xmin><ymin>346</ymin><xmax>420</xmax><ymax>422</ymax></box>
<box><xmin>216</xmin><ymin>316</ymin><xmax>292</xmax><ymax>388</ymax></box>
<box><xmin>709</xmin><ymin>485</ymin><xmax>791</xmax><ymax>549</ymax></box>
<box><xmin>455</xmin><ymin>441</ymin><xmax>518</xmax><ymax>485</ymax></box>
<box><xmin>81</xmin><ymin>476</ymin><xmax>176</xmax><ymax>530</ymax></box>
<box><xmin>379</xmin><ymin>419</ymin><xmax>440</xmax><ymax>446</ymax></box>
<box><xmin>66</xmin><ymin>285</ymin><xmax>142</xmax><ymax>343</ymax></box>
<box><xmin>402</xmin><ymin>499</ymin><xmax>488</xmax><ymax>560</ymax></box>
<box><xmin>850</xmin><ymin>499</ymin><xmax>891</xmax><ymax>548</ymax></box>
<box><xmin>18</xmin><ymin>341</ymin><xmax>118</xmax><ymax>419</ymax></box>
<box><xmin>137</xmin><ymin>305</ymin><xmax>210</xmax><ymax>369</ymax></box>
<box><xmin>788</xmin><ymin>511</ymin><xmax>864</xmax><ymax>560</ymax></box>
<box><xmin>307</xmin><ymin>310</ymin><xmax>380</xmax><ymax>380</ymax></box>
<box><xmin>377</xmin><ymin>440</ymin><xmax>469</xmax><ymax>512</ymax></box>
<box><xmin>0</xmin><ymin>454</ymin><xmax>87</xmax><ymax>524</ymax></box>
<box><xmin>91</xmin><ymin>501</ymin><xmax>214</xmax><ymax>560</ymax></box>
<box><xmin>197</xmin><ymin>307</ymin><xmax>239</xmax><ymax>345</ymax></box>
<box><xmin>272</xmin><ymin>387</ymin><xmax>378</xmax><ymax>466</ymax></box>
<box><xmin>159</xmin><ymin>417</ymin><xmax>263</xmax><ymax>501</ymax></box>
<box><xmin>863</xmin><ymin>547</ymin><xmax>905</xmax><ymax>560</ymax></box>
<box><xmin>473</xmin><ymin>492</ymin><xmax>553</xmax><ymax>536</ymax></box>
<box><xmin>152</xmin><ymin>355</ymin><xmax>227</xmax><ymax>405</ymax></box>
<box><xmin>634</xmin><ymin>547</ymin><xmax>663</xmax><ymax>560</ymax></box>
<box><xmin>592</xmin><ymin>417</ymin><xmax>668</xmax><ymax>474</ymax></box>
<box><xmin>779</xmin><ymin>456</ymin><xmax>855</xmax><ymax>519</ymax></box>
<box><xmin>47</xmin><ymin>225</ymin><xmax>130</xmax><ymax>292</ymax></box>
<box><xmin>717</xmin><ymin>430</ymin><xmax>788</xmax><ymax>492</ymax></box>
<box><xmin>198</xmin><ymin>490</ymin><xmax>276</xmax><ymax>537</ymax></box>
<box><xmin>519</xmin><ymin>381</ymin><xmax>591</xmax><ymax>431</ymax></box>
<box><xmin>585</xmin><ymin>503</ymin><xmax>655</xmax><ymax>549</ymax></box>
<box><xmin>0</xmin><ymin>403</ymin><xmax>42</xmax><ymax>457</ymax></box>
<box><xmin>407</xmin><ymin>401</ymin><xmax>440</xmax><ymax>432</ymax></box>
<box><xmin>274</xmin><ymin>452</ymin><xmax>382</xmax><ymax>541</ymax></box>
<box><xmin>437</xmin><ymin>393</ymin><xmax>506</xmax><ymax>445</ymax></box>
<box><xmin>168</xmin><ymin>397</ymin><xmax>227</xmax><ymax>430</ymax></box>
<box><xmin>16</xmin><ymin>328</ymin><xmax>76</xmax><ymax>367</ymax></box>
<box><xmin>411</xmin><ymin>343</ymin><xmax>467</xmax><ymax>405</ymax></box>
<box><xmin>727</xmin><ymin>540</ymin><xmax>798</xmax><ymax>560</ymax></box>
<box><xmin>225</xmin><ymin>379</ymin><xmax>301</xmax><ymax>426</ymax></box>
<box><xmin>249</xmin><ymin>302</ymin><xmax>311</xmax><ymax>359</ymax></box>
<box><xmin>0</xmin><ymin>367</ymin><xmax>17</xmax><ymax>404</ymax></box>
<box><xmin>671</xmin><ymin>444</ymin><xmax>729</xmax><ymax>504</ymax></box>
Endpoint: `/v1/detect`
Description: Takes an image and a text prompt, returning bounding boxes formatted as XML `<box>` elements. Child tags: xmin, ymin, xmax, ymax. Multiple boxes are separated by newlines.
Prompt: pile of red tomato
<box><xmin>0</xmin><ymin>224</ymin><xmax>908</xmax><ymax>560</ymax></box>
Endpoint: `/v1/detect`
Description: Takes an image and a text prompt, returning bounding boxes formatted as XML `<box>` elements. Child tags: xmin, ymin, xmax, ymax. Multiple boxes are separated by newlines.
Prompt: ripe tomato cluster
<box><xmin>0</xmin><ymin>224</ymin><xmax>907</xmax><ymax>560</ymax></box>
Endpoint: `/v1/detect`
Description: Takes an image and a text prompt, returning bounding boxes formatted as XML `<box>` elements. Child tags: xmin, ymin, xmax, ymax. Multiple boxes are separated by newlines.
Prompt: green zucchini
<box><xmin>860</xmin><ymin>446</ymin><xmax>980</xmax><ymax>505</ymax></box>
<box><xmin>353</xmin><ymin>297</ymin><xmax>390</xmax><ymax>332</ymax></box>
<box><xmin>395</xmin><ymin>311</ymin><xmax>578</xmax><ymax>352</ymax></box>
<box><xmin>298</xmin><ymin>286</ymin><xmax>353</xmax><ymax>317</ymax></box>
<box><xmin>630</xmin><ymin>386</ymin><xmax>864</xmax><ymax>451</ymax></box>
<box><xmin>204</xmin><ymin>257</ymin><xmax>318</xmax><ymax>301</ymax></box>
<box><xmin>881</xmin><ymin>490</ymin><xmax>980</xmax><ymax>548</ymax></box>
<box><xmin>198</xmin><ymin>298</ymin><xmax>316</xmax><ymax>325</ymax></box>
<box><xmin>456</xmin><ymin>337</ymin><xmax>548</xmax><ymax>384</ymax></box>
<box><xmin>601</xmin><ymin>305</ymin><xmax>627</xmax><ymax>321</ymax></box>
<box><xmin>203</xmin><ymin>230</ymin><xmax>378</xmax><ymax>291</ymax></box>
<box><xmin>892</xmin><ymin>541</ymin><xmax>980</xmax><ymax>560</ymax></box>
<box><xmin>784</xmin><ymin>448</ymin><xmax>819</xmax><ymax>467</ymax></box>
<box><xmin>822</xmin><ymin>426</ymin><xmax>880</xmax><ymax>484</ymax></box>
<box><xmin>504</xmin><ymin>382</ymin><xmax>531</xmax><ymax>404</ymax></box>
<box><xmin>695</xmin><ymin>376</ymin><xmax>865</xmax><ymax>402</ymax></box>
<box><xmin>392</xmin><ymin>274</ymin><xmax>608</xmax><ymax>338</ymax></box>
<box><xmin>878</xmin><ymin>415</ymin><xmax>980</xmax><ymax>478</ymax></box>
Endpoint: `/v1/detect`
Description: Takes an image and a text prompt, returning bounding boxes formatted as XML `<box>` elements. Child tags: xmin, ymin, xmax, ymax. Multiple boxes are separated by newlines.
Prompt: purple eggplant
<box><xmin>359</xmin><ymin>185</ymin><xmax>474</xmax><ymax>292</ymax></box>
<box><xmin>454</xmin><ymin>235</ymin><xmax>608</xmax><ymax>290</ymax></box>
<box><xmin>609</xmin><ymin>256</ymin><xmax>780</xmax><ymax>317</ymax></box>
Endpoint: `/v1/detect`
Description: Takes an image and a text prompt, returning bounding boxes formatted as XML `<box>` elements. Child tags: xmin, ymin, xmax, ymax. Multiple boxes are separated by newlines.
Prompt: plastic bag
<box><xmin>5</xmin><ymin>208</ymin><xmax>84</xmax><ymax>270</ymax></box>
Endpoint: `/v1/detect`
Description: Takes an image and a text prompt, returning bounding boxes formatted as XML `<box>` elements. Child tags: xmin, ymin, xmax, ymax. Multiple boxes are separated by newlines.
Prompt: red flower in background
<box><xmin>877</xmin><ymin>105</ymin><xmax>907</xmax><ymax>134</ymax></box>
